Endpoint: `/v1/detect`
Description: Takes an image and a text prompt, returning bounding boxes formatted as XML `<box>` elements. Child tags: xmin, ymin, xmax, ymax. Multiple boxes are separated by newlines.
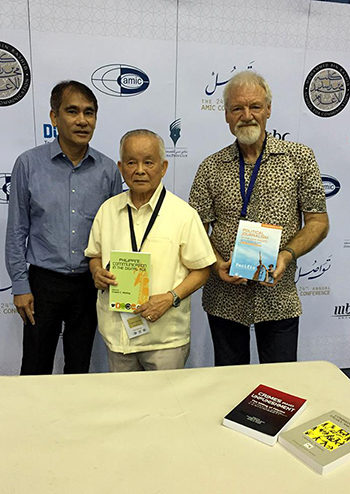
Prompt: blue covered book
<box><xmin>229</xmin><ymin>220</ymin><xmax>283</xmax><ymax>283</ymax></box>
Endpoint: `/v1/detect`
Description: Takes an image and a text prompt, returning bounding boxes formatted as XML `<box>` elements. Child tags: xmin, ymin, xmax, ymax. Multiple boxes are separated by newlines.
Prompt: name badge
<box><xmin>120</xmin><ymin>312</ymin><xmax>150</xmax><ymax>339</ymax></box>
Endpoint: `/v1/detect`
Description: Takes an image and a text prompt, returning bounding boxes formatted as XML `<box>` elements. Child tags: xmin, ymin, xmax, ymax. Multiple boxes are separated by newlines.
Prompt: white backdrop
<box><xmin>0</xmin><ymin>0</ymin><xmax>349</xmax><ymax>374</ymax></box>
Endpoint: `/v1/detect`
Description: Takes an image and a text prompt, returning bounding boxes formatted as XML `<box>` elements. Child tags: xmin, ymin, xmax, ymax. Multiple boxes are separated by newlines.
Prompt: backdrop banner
<box><xmin>0</xmin><ymin>0</ymin><xmax>349</xmax><ymax>373</ymax></box>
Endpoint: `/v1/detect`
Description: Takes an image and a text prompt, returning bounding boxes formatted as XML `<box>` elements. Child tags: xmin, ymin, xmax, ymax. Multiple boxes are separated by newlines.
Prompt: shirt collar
<box><xmin>222</xmin><ymin>132</ymin><xmax>286</xmax><ymax>163</ymax></box>
<box><xmin>122</xmin><ymin>181</ymin><xmax>165</xmax><ymax>211</ymax></box>
<box><xmin>50</xmin><ymin>137</ymin><xmax>96</xmax><ymax>162</ymax></box>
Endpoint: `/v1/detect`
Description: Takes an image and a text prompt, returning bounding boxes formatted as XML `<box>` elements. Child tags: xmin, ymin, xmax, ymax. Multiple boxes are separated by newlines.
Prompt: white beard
<box><xmin>235</xmin><ymin>123</ymin><xmax>261</xmax><ymax>145</ymax></box>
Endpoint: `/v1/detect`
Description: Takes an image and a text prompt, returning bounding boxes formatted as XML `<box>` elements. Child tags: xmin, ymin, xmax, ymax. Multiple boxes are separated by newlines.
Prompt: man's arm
<box><xmin>5</xmin><ymin>156</ymin><xmax>35</xmax><ymax>325</ymax></box>
<box><xmin>203</xmin><ymin>223</ymin><xmax>247</xmax><ymax>285</ymax></box>
<box><xmin>273</xmin><ymin>212</ymin><xmax>329</xmax><ymax>282</ymax></box>
<box><xmin>134</xmin><ymin>266</ymin><xmax>211</xmax><ymax>322</ymax></box>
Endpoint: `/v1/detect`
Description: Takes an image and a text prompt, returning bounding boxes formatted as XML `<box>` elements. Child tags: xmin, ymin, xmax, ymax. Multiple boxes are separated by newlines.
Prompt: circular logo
<box><xmin>321</xmin><ymin>174</ymin><xmax>341</xmax><ymax>199</ymax></box>
<box><xmin>0</xmin><ymin>173</ymin><xmax>11</xmax><ymax>203</ymax></box>
<box><xmin>304</xmin><ymin>62</ymin><xmax>350</xmax><ymax>118</ymax></box>
<box><xmin>91</xmin><ymin>64</ymin><xmax>150</xmax><ymax>97</ymax></box>
<box><xmin>0</xmin><ymin>42</ymin><xmax>31</xmax><ymax>107</ymax></box>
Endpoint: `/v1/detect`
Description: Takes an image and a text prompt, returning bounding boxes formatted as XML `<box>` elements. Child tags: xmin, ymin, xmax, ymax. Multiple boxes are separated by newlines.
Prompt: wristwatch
<box><xmin>169</xmin><ymin>290</ymin><xmax>181</xmax><ymax>308</ymax></box>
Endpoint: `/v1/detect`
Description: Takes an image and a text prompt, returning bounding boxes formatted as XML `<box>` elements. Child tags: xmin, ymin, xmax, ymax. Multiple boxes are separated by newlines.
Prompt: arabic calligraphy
<box><xmin>309</xmin><ymin>69</ymin><xmax>345</xmax><ymax>111</ymax></box>
<box><xmin>295</xmin><ymin>256</ymin><xmax>332</xmax><ymax>284</ymax></box>
<box><xmin>204</xmin><ymin>61</ymin><xmax>254</xmax><ymax>96</ymax></box>
<box><xmin>0</xmin><ymin>50</ymin><xmax>23</xmax><ymax>99</ymax></box>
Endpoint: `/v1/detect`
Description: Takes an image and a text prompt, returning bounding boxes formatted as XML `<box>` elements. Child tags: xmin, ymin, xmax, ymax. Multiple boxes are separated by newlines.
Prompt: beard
<box><xmin>234</xmin><ymin>121</ymin><xmax>261</xmax><ymax>145</ymax></box>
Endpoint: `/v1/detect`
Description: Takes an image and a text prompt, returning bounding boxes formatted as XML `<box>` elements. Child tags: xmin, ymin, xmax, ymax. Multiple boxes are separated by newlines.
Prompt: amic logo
<box><xmin>91</xmin><ymin>64</ymin><xmax>150</xmax><ymax>97</ymax></box>
<box><xmin>0</xmin><ymin>42</ymin><xmax>31</xmax><ymax>107</ymax></box>
<box><xmin>304</xmin><ymin>62</ymin><xmax>350</xmax><ymax>118</ymax></box>
<box><xmin>0</xmin><ymin>174</ymin><xmax>11</xmax><ymax>204</ymax></box>
<box><xmin>321</xmin><ymin>175</ymin><xmax>340</xmax><ymax>199</ymax></box>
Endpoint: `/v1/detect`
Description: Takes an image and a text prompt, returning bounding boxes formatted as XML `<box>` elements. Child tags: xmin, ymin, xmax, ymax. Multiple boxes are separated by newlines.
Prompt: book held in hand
<box><xmin>229</xmin><ymin>220</ymin><xmax>282</xmax><ymax>283</ymax></box>
<box><xmin>278</xmin><ymin>410</ymin><xmax>350</xmax><ymax>474</ymax></box>
<box><xmin>109</xmin><ymin>251</ymin><xmax>150</xmax><ymax>313</ymax></box>
<box><xmin>223</xmin><ymin>384</ymin><xmax>307</xmax><ymax>446</ymax></box>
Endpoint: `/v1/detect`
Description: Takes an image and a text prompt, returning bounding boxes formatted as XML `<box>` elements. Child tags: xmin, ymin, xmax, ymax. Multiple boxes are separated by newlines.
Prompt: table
<box><xmin>1</xmin><ymin>361</ymin><xmax>349</xmax><ymax>493</ymax></box>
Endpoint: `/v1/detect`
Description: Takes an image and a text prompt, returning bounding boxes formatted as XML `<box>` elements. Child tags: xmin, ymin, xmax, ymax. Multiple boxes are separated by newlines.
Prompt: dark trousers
<box><xmin>208</xmin><ymin>313</ymin><xmax>299</xmax><ymax>366</ymax></box>
<box><xmin>21</xmin><ymin>265</ymin><xmax>97</xmax><ymax>375</ymax></box>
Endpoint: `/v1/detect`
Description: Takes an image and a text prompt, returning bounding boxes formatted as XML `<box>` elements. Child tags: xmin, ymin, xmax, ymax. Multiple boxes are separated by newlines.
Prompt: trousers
<box><xmin>107</xmin><ymin>343</ymin><xmax>190</xmax><ymax>372</ymax></box>
<box><xmin>21</xmin><ymin>265</ymin><xmax>97</xmax><ymax>375</ymax></box>
<box><xmin>208</xmin><ymin>313</ymin><xmax>299</xmax><ymax>365</ymax></box>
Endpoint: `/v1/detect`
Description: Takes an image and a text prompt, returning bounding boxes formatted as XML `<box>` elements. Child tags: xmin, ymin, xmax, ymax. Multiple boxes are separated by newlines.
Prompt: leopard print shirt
<box><xmin>189</xmin><ymin>133</ymin><xmax>327</xmax><ymax>326</ymax></box>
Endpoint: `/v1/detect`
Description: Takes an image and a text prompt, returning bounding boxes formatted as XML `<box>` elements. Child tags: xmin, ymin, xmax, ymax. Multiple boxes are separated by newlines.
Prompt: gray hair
<box><xmin>223</xmin><ymin>71</ymin><xmax>272</xmax><ymax>109</ymax></box>
<box><xmin>119</xmin><ymin>129</ymin><xmax>166</xmax><ymax>161</ymax></box>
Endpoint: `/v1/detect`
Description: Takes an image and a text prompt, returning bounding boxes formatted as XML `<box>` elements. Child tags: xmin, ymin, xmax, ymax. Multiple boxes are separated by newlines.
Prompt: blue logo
<box><xmin>322</xmin><ymin>175</ymin><xmax>341</xmax><ymax>199</ymax></box>
<box><xmin>43</xmin><ymin>123</ymin><xmax>58</xmax><ymax>140</ymax></box>
<box><xmin>91</xmin><ymin>64</ymin><xmax>150</xmax><ymax>97</ymax></box>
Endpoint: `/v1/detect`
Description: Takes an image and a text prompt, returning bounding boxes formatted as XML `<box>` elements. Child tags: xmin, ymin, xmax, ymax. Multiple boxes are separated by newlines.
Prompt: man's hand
<box><xmin>259</xmin><ymin>250</ymin><xmax>293</xmax><ymax>287</ymax></box>
<box><xmin>215</xmin><ymin>259</ymin><xmax>248</xmax><ymax>285</ymax></box>
<box><xmin>272</xmin><ymin>250</ymin><xmax>293</xmax><ymax>283</ymax></box>
<box><xmin>134</xmin><ymin>293</ymin><xmax>174</xmax><ymax>323</ymax></box>
<box><xmin>92</xmin><ymin>266</ymin><xmax>117</xmax><ymax>290</ymax></box>
<box><xmin>14</xmin><ymin>293</ymin><xmax>35</xmax><ymax>325</ymax></box>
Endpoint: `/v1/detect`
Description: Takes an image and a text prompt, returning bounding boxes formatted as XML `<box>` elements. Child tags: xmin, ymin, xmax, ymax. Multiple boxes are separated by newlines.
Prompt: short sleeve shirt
<box><xmin>189</xmin><ymin>133</ymin><xmax>327</xmax><ymax>326</ymax></box>
<box><xmin>85</xmin><ymin>183</ymin><xmax>216</xmax><ymax>353</ymax></box>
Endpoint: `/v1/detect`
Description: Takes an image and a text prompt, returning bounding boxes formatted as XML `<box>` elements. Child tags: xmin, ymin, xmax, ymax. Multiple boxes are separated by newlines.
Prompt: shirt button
<box><xmin>72</xmin><ymin>250</ymin><xmax>75</xmax><ymax>254</ymax></box>
<box><xmin>72</xmin><ymin>269</ymin><xmax>75</xmax><ymax>273</ymax></box>
<box><xmin>72</xmin><ymin>230</ymin><xmax>75</xmax><ymax>234</ymax></box>
<box><xmin>72</xmin><ymin>189</ymin><xmax>75</xmax><ymax>193</ymax></box>
<box><xmin>72</xmin><ymin>209</ymin><xmax>75</xmax><ymax>213</ymax></box>
<box><xmin>72</xmin><ymin>169</ymin><xmax>75</xmax><ymax>173</ymax></box>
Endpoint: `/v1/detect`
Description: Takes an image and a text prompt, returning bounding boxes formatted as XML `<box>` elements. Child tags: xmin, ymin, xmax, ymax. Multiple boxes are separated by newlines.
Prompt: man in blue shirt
<box><xmin>5</xmin><ymin>80</ymin><xmax>122</xmax><ymax>375</ymax></box>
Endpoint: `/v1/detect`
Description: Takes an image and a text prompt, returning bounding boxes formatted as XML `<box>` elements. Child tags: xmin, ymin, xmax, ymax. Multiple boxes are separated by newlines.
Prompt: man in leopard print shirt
<box><xmin>189</xmin><ymin>71</ymin><xmax>329</xmax><ymax>366</ymax></box>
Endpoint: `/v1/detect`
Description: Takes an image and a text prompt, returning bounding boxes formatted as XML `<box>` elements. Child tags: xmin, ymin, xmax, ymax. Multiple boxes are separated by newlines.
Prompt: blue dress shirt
<box><xmin>5</xmin><ymin>138</ymin><xmax>122</xmax><ymax>294</ymax></box>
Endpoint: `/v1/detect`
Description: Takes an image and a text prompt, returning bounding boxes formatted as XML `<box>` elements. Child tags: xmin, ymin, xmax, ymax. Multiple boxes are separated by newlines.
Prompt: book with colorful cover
<box><xmin>223</xmin><ymin>384</ymin><xmax>307</xmax><ymax>446</ymax></box>
<box><xmin>109</xmin><ymin>251</ymin><xmax>150</xmax><ymax>313</ymax></box>
<box><xmin>278</xmin><ymin>410</ymin><xmax>350</xmax><ymax>474</ymax></box>
<box><xmin>229</xmin><ymin>220</ymin><xmax>283</xmax><ymax>283</ymax></box>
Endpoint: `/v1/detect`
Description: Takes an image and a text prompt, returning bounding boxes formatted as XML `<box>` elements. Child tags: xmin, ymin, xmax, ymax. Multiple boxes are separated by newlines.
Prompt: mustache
<box><xmin>236</xmin><ymin>121</ymin><xmax>259</xmax><ymax>128</ymax></box>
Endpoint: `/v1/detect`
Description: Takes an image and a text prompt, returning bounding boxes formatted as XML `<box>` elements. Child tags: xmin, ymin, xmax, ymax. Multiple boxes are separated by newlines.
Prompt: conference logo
<box><xmin>332</xmin><ymin>302</ymin><xmax>350</xmax><ymax>320</ymax></box>
<box><xmin>296</xmin><ymin>254</ymin><xmax>331</xmax><ymax>298</ymax></box>
<box><xmin>165</xmin><ymin>119</ymin><xmax>188</xmax><ymax>158</ymax></box>
<box><xmin>0</xmin><ymin>42</ymin><xmax>31</xmax><ymax>107</ymax></box>
<box><xmin>201</xmin><ymin>60</ymin><xmax>255</xmax><ymax>112</ymax></box>
<box><xmin>0</xmin><ymin>173</ymin><xmax>11</xmax><ymax>204</ymax></box>
<box><xmin>321</xmin><ymin>175</ymin><xmax>341</xmax><ymax>199</ymax></box>
<box><xmin>304</xmin><ymin>62</ymin><xmax>350</xmax><ymax>118</ymax></box>
<box><xmin>91</xmin><ymin>64</ymin><xmax>150</xmax><ymax>97</ymax></box>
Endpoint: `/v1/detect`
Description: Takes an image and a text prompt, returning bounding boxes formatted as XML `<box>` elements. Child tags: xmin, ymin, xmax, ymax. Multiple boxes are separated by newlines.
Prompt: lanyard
<box><xmin>238</xmin><ymin>137</ymin><xmax>266</xmax><ymax>217</ymax></box>
<box><xmin>127</xmin><ymin>186</ymin><xmax>166</xmax><ymax>252</ymax></box>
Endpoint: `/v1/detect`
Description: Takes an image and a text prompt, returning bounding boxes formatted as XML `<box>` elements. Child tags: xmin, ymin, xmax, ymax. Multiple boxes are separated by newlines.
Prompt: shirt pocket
<box><xmin>82</xmin><ymin>185</ymin><xmax>109</xmax><ymax>219</ymax></box>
